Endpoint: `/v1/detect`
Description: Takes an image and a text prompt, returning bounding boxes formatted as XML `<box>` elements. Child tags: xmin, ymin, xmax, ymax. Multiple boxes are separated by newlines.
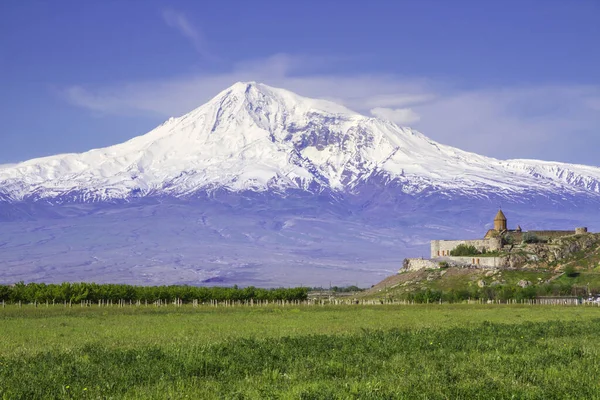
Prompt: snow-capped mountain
<box><xmin>2</xmin><ymin>82</ymin><xmax>600</xmax><ymax>287</ymax></box>
<box><xmin>2</xmin><ymin>81</ymin><xmax>600</xmax><ymax>204</ymax></box>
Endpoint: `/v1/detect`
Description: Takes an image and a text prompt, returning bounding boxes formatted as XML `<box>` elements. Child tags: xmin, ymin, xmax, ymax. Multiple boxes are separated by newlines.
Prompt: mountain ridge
<box><xmin>2</xmin><ymin>83</ymin><xmax>600</xmax><ymax>286</ymax></box>
<box><xmin>2</xmin><ymin>82</ymin><xmax>600</xmax><ymax>204</ymax></box>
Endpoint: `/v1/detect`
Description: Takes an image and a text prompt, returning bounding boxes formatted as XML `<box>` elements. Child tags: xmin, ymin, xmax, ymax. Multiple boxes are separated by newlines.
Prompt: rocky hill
<box><xmin>505</xmin><ymin>233</ymin><xmax>600</xmax><ymax>269</ymax></box>
<box><xmin>364</xmin><ymin>233</ymin><xmax>600</xmax><ymax>300</ymax></box>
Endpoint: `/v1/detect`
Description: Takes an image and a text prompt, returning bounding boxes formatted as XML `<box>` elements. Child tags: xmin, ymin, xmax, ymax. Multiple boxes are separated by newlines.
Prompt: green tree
<box><xmin>450</xmin><ymin>244</ymin><xmax>481</xmax><ymax>256</ymax></box>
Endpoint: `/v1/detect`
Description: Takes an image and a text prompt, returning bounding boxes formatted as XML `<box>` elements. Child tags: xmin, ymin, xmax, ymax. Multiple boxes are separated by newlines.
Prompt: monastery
<box><xmin>404</xmin><ymin>210</ymin><xmax>588</xmax><ymax>271</ymax></box>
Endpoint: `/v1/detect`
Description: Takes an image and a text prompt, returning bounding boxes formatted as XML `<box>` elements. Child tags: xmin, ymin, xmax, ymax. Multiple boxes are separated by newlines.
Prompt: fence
<box><xmin>1</xmin><ymin>297</ymin><xmax>599</xmax><ymax>308</ymax></box>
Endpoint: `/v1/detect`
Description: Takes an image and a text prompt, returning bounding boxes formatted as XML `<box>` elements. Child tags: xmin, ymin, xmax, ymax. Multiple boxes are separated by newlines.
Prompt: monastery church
<box><xmin>404</xmin><ymin>210</ymin><xmax>588</xmax><ymax>272</ymax></box>
<box><xmin>431</xmin><ymin>210</ymin><xmax>587</xmax><ymax>259</ymax></box>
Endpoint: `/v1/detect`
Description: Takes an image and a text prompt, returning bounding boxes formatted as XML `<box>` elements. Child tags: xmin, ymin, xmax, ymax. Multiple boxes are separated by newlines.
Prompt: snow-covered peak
<box><xmin>2</xmin><ymin>82</ymin><xmax>600</xmax><ymax>203</ymax></box>
<box><xmin>213</xmin><ymin>81</ymin><xmax>360</xmax><ymax>117</ymax></box>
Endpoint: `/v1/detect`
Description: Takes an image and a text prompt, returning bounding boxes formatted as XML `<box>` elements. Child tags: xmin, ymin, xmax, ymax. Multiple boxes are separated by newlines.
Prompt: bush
<box><xmin>502</xmin><ymin>233</ymin><xmax>515</xmax><ymax>245</ymax></box>
<box><xmin>331</xmin><ymin>286</ymin><xmax>363</xmax><ymax>293</ymax></box>
<box><xmin>410</xmin><ymin>288</ymin><xmax>442</xmax><ymax>303</ymax></box>
<box><xmin>523</xmin><ymin>232</ymin><xmax>539</xmax><ymax>243</ymax></box>
<box><xmin>450</xmin><ymin>244</ymin><xmax>481</xmax><ymax>257</ymax></box>
<box><xmin>523</xmin><ymin>232</ymin><xmax>548</xmax><ymax>244</ymax></box>
<box><xmin>563</xmin><ymin>265</ymin><xmax>579</xmax><ymax>278</ymax></box>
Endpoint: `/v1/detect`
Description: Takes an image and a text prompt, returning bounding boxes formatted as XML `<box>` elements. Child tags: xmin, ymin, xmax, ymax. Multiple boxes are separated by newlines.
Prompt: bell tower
<box><xmin>494</xmin><ymin>210</ymin><xmax>507</xmax><ymax>232</ymax></box>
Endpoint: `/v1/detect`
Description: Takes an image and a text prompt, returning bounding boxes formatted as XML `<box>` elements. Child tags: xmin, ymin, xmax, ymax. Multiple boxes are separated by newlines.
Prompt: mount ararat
<box><xmin>1</xmin><ymin>82</ymin><xmax>599</xmax><ymax>286</ymax></box>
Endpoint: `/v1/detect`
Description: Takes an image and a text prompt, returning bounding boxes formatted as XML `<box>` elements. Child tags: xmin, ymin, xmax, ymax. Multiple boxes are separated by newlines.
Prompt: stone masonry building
<box><xmin>404</xmin><ymin>210</ymin><xmax>589</xmax><ymax>272</ymax></box>
<box><xmin>430</xmin><ymin>210</ymin><xmax>587</xmax><ymax>259</ymax></box>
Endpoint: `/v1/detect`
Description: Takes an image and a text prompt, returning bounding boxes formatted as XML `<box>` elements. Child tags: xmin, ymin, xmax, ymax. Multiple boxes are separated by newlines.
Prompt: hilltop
<box><xmin>364</xmin><ymin>233</ymin><xmax>600</xmax><ymax>301</ymax></box>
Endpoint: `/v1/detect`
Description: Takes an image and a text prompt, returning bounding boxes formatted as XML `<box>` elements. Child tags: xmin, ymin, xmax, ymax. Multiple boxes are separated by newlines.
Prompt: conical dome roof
<box><xmin>494</xmin><ymin>209</ymin><xmax>507</xmax><ymax>221</ymax></box>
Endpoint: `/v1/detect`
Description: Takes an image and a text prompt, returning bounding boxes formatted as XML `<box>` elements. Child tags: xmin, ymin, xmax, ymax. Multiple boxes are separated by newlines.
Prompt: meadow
<box><xmin>1</xmin><ymin>304</ymin><xmax>600</xmax><ymax>399</ymax></box>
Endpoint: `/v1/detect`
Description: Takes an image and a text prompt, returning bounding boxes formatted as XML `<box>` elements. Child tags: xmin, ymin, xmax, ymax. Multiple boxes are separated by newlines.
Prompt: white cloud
<box><xmin>370</xmin><ymin>107</ymin><xmax>421</xmax><ymax>125</ymax></box>
<box><xmin>363</xmin><ymin>93</ymin><xmax>436</xmax><ymax>108</ymax></box>
<box><xmin>162</xmin><ymin>9</ymin><xmax>217</xmax><ymax>61</ymax></box>
<box><xmin>412</xmin><ymin>86</ymin><xmax>600</xmax><ymax>162</ymax></box>
<box><xmin>61</xmin><ymin>53</ymin><xmax>600</xmax><ymax>166</ymax></box>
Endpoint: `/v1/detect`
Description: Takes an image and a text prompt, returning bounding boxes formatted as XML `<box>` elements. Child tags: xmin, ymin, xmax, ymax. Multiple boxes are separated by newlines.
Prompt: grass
<box><xmin>369</xmin><ymin>269</ymin><xmax>556</xmax><ymax>297</ymax></box>
<box><xmin>1</xmin><ymin>304</ymin><xmax>600</xmax><ymax>399</ymax></box>
<box><xmin>555</xmin><ymin>270</ymin><xmax>600</xmax><ymax>288</ymax></box>
<box><xmin>492</xmin><ymin>270</ymin><xmax>555</xmax><ymax>285</ymax></box>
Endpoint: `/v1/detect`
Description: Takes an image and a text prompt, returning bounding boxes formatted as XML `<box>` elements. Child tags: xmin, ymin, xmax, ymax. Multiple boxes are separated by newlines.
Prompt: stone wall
<box><xmin>430</xmin><ymin>238</ymin><xmax>502</xmax><ymax>258</ymax></box>
<box><xmin>528</xmin><ymin>230</ymin><xmax>576</xmax><ymax>240</ymax></box>
<box><xmin>443</xmin><ymin>256</ymin><xmax>507</xmax><ymax>269</ymax></box>
<box><xmin>402</xmin><ymin>258</ymin><xmax>441</xmax><ymax>272</ymax></box>
<box><xmin>402</xmin><ymin>255</ymin><xmax>507</xmax><ymax>272</ymax></box>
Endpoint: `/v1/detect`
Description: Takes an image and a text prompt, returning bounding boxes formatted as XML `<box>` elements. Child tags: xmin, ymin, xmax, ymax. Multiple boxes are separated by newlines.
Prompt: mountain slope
<box><xmin>2</xmin><ymin>82</ymin><xmax>600</xmax><ymax>203</ymax></box>
<box><xmin>2</xmin><ymin>82</ymin><xmax>600</xmax><ymax>286</ymax></box>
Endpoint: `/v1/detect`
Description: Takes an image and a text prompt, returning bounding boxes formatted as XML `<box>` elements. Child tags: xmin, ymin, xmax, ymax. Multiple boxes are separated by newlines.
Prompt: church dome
<box><xmin>494</xmin><ymin>210</ymin><xmax>507</xmax><ymax>222</ymax></box>
<box><xmin>494</xmin><ymin>210</ymin><xmax>507</xmax><ymax>231</ymax></box>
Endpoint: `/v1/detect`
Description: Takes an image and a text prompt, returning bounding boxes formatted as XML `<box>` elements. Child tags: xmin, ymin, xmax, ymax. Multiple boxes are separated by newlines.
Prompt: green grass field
<box><xmin>1</xmin><ymin>304</ymin><xmax>600</xmax><ymax>399</ymax></box>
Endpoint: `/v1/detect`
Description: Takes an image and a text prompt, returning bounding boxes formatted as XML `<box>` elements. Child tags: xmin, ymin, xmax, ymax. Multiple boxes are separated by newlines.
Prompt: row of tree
<box><xmin>395</xmin><ymin>282</ymin><xmax>596</xmax><ymax>304</ymax></box>
<box><xmin>0</xmin><ymin>282</ymin><xmax>309</xmax><ymax>304</ymax></box>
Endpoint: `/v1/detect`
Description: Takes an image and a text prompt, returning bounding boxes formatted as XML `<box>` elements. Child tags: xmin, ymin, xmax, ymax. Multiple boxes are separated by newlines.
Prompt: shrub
<box><xmin>450</xmin><ymin>244</ymin><xmax>481</xmax><ymax>257</ymax></box>
<box><xmin>331</xmin><ymin>286</ymin><xmax>363</xmax><ymax>293</ymax></box>
<box><xmin>563</xmin><ymin>265</ymin><xmax>579</xmax><ymax>278</ymax></box>
<box><xmin>523</xmin><ymin>232</ymin><xmax>539</xmax><ymax>243</ymax></box>
<box><xmin>523</xmin><ymin>232</ymin><xmax>548</xmax><ymax>244</ymax></box>
<box><xmin>502</xmin><ymin>233</ymin><xmax>515</xmax><ymax>245</ymax></box>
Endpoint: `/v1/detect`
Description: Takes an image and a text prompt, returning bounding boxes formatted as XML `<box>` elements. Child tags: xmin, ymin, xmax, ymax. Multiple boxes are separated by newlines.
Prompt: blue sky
<box><xmin>1</xmin><ymin>0</ymin><xmax>599</xmax><ymax>165</ymax></box>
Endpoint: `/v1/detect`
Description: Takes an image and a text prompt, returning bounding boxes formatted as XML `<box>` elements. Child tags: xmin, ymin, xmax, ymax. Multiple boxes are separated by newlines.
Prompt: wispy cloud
<box><xmin>61</xmin><ymin>53</ymin><xmax>600</xmax><ymax>166</ymax></box>
<box><xmin>370</xmin><ymin>107</ymin><xmax>421</xmax><ymax>125</ymax></box>
<box><xmin>363</xmin><ymin>94</ymin><xmax>436</xmax><ymax>109</ymax></box>
<box><xmin>162</xmin><ymin>9</ymin><xmax>217</xmax><ymax>61</ymax></box>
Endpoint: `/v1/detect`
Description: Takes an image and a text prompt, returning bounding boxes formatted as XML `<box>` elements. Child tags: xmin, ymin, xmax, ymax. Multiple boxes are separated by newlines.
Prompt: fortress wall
<box><xmin>528</xmin><ymin>230</ymin><xmax>575</xmax><ymax>239</ymax></box>
<box><xmin>507</xmin><ymin>232</ymin><xmax>523</xmax><ymax>242</ymax></box>
<box><xmin>402</xmin><ymin>258</ymin><xmax>440</xmax><ymax>272</ymax></box>
<box><xmin>444</xmin><ymin>256</ymin><xmax>507</xmax><ymax>269</ymax></box>
<box><xmin>430</xmin><ymin>238</ymin><xmax>502</xmax><ymax>258</ymax></box>
<box><xmin>403</xmin><ymin>255</ymin><xmax>507</xmax><ymax>272</ymax></box>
